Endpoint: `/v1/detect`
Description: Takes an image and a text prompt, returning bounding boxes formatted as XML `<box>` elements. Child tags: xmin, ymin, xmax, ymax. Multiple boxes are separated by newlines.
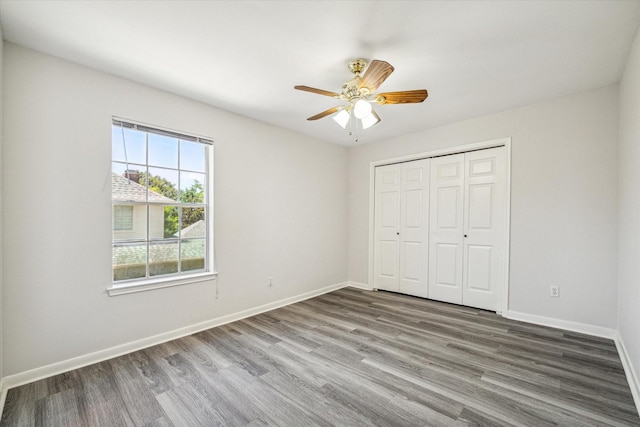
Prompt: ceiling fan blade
<box><xmin>307</xmin><ymin>106</ymin><xmax>341</xmax><ymax>121</ymax></box>
<box><xmin>358</xmin><ymin>60</ymin><xmax>394</xmax><ymax>92</ymax></box>
<box><xmin>294</xmin><ymin>85</ymin><xmax>341</xmax><ymax>98</ymax></box>
<box><xmin>375</xmin><ymin>89</ymin><xmax>428</xmax><ymax>105</ymax></box>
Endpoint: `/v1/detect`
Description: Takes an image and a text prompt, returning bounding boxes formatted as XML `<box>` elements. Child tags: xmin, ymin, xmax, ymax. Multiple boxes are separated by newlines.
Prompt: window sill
<box><xmin>107</xmin><ymin>271</ymin><xmax>218</xmax><ymax>296</ymax></box>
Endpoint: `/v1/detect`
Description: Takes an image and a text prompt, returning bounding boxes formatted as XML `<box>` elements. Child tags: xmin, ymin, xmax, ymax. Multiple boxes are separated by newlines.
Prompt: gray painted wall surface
<box><xmin>348</xmin><ymin>85</ymin><xmax>619</xmax><ymax>328</ymax></box>
<box><xmin>2</xmin><ymin>44</ymin><xmax>349</xmax><ymax>375</ymax></box>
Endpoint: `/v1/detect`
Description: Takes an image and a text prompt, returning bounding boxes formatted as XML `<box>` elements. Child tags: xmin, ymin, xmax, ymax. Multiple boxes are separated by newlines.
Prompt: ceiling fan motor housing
<box><xmin>343</xmin><ymin>59</ymin><xmax>372</xmax><ymax>101</ymax></box>
<box><xmin>348</xmin><ymin>58</ymin><xmax>367</xmax><ymax>76</ymax></box>
<box><xmin>342</xmin><ymin>77</ymin><xmax>370</xmax><ymax>101</ymax></box>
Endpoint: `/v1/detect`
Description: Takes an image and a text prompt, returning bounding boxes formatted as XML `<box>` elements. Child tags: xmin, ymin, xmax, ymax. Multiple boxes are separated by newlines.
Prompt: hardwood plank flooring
<box><xmin>1</xmin><ymin>288</ymin><xmax>638</xmax><ymax>426</ymax></box>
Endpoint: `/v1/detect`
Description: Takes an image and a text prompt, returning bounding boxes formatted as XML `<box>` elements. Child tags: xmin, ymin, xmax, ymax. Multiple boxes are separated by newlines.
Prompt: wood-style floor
<box><xmin>1</xmin><ymin>287</ymin><xmax>638</xmax><ymax>426</ymax></box>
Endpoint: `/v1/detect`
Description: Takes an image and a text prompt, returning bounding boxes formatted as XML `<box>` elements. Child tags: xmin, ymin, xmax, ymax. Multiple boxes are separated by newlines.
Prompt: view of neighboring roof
<box><xmin>112</xmin><ymin>173</ymin><xmax>175</xmax><ymax>203</ymax></box>
<box><xmin>175</xmin><ymin>220</ymin><xmax>205</xmax><ymax>239</ymax></box>
<box><xmin>113</xmin><ymin>239</ymin><xmax>205</xmax><ymax>267</ymax></box>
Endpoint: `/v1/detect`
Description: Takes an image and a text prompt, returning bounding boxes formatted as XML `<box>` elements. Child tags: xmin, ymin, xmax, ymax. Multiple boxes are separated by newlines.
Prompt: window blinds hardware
<box><xmin>112</xmin><ymin>118</ymin><xmax>214</xmax><ymax>145</ymax></box>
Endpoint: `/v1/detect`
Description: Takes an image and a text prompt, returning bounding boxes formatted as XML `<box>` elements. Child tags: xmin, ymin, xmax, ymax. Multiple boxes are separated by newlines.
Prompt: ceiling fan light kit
<box><xmin>361</xmin><ymin>110</ymin><xmax>381</xmax><ymax>130</ymax></box>
<box><xmin>353</xmin><ymin>99</ymin><xmax>372</xmax><ymax>119</ymax></box>
<box><xmin>294</xmin><ymin>58</ymin><xmax>428</xmax><ymax>142</ymax></box>
<box><xmin>333</xmin><ymin>108</ymin><xmax>351</xmax><ymax>128</ymax></box>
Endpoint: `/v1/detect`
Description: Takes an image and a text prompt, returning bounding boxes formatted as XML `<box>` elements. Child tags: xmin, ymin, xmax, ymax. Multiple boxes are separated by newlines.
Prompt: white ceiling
<box><xmin>0</xmin><ymin>1</ymin><xmax>639</xmax><ymax>146</ymax></box>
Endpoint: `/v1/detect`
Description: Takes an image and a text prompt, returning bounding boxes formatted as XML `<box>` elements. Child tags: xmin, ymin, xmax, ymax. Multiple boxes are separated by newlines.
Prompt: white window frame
<box><xmin>108</xmin><ymin>118</ymin><xmax>217</xmax><ymax>296</ymax></box>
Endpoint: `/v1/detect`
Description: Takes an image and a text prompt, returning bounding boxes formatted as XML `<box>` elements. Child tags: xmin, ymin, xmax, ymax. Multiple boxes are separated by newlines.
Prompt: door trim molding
<box><xmin>367</xmin><ymin>137</ymin><xmax>512</xmax><ymax>314</ymax></box>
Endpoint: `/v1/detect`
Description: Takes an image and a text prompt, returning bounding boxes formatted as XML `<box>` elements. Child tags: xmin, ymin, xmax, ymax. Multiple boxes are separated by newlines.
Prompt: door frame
<box><xmin>368</xmin><ymin>137</ymin><xmax>512</xmax><ymax>315</ymax></box>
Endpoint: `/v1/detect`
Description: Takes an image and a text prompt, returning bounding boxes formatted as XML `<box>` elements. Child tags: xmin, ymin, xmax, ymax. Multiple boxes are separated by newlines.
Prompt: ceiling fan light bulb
<box><xmin>353</xmin><ymin>99</ymin><xmax>372</xmax><ymax>119</ymax></box>
<box><xmin>333</xmin><ymin>109</ymin><xmax>350</xmax><ymax>128</ymax></box>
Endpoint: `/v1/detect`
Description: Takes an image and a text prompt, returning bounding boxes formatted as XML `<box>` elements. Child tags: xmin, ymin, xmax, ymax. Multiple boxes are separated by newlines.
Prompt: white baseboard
<box><xmin>1</xmin><ymin>281</ymin><xmax>349</xmax><ymax>394</ymax></box>
<box><xmin>347</xmin><ymin>281</ymin><xmax>374</xmax><ymax>291</ymax></box>
<box><xmin>614</xmin><ymin>332</ymin><xmax>640</xmax><ymax>415</ymax></box>
<box><xmin>505</xmin><ymin>310</ymin><xmax>616</xmax><ymax>339</ymax></box>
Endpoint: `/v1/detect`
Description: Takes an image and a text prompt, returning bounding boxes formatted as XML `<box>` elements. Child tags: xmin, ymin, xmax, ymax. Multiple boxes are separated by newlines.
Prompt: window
<box><xmin>111</xmin><ymin>119</ymin><xmax>214</xmax><ymax>287</ymax></box>
<box><xmin>113</xmin><ymin>205</ymin><xmax>134</xmax><ymax>230</ymax></box>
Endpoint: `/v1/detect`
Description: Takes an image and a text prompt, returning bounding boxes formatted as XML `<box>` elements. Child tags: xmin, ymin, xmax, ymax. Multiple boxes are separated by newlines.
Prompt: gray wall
<box><xmin>618</xmin><ymin>25</ymin><xmax>640</xmax><ymax>400</ymax></box>
<box><xmin>0</xmin><ymin>29</ymin><xmax>4</xmax><ymax>381</ymax></box>
<box><xmin>2</xmin><ymin>43</ymin><xmax>349</xmax><ymax>376</ymax></box>
<box><xmin>348</xmin><ymin>85</ymin><xmax>619</xmax><ymax>329</ymax></box>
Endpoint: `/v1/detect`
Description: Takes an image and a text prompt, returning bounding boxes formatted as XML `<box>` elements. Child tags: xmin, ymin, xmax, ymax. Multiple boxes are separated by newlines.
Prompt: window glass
<box><xmin>113</xmin><ymin>205</ymin><xmax>134</xmax><ymax>230</ymax></box>
<box><xmin>180</xmin><ymin>140</ymin><xmax>206</xmax><ymax>172</ymax></box>
<box><xmin>113</xmin><ymin>242</ymin><xmax>147</xmax><ymax>281</ymax></box>
<box><xmin>111</xmin><ymin>120</ymin><xmax>212</xmax><ymax>284</ymax></box>
<box><xmin>148</xmin><ymin>133</ymin><xmax>178</xmax><ymax>168</ymax></box>
<box><xmin>180</xmin><ymin>171</ymin><xmax>206</xmax><ymax>203</ymax></box>
<box><xmin>112</xmin><ymin>127</ymin><xmax>146</xmax><ymax>164</ymax></box>
<box><xmin>182</xmin><ymin>239</ymin><xmax>206</xmax><ymax>272</ymax></box>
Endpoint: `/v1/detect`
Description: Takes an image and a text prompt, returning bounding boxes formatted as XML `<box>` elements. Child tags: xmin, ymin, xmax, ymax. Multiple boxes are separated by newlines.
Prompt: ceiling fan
<box><xmin>294</xmin><ymin>59</ymin><xmax>428</xmax><ymax>138</ymax></box>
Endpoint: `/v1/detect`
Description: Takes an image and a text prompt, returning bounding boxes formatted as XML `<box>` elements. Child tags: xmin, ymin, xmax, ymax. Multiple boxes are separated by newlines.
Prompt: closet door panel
<box><xmin>462</xmin><ymin>147</ymin><xmax>506</xmax><ymax>312</ymax></box>
<box><xmin>379</xmin><ymin>241</ymin><xmax>399</xmax><ymax>278</ymax></box>
<box><xmin>374</xmin><ymin>164</ymin><xmax>401</xmax><ymax>292</ymax></box>
<box><xmin>466</xmin><ymin>245</ymin><xmax>492</xmax><ymax>291</ymax></box>
<box><xmin>435</xmin><ymin>243</ymin><xmax>459</xmax><ymax>286</ymax></box>
<box><xmin>428</xmin><ymin>154</ymin><xmax>464</xmax><ymax>304</ymax></box>
<box><xmin>399</xmin><ymin>159</ymin><xmax>430</xmax><ymax>297</ymax></box>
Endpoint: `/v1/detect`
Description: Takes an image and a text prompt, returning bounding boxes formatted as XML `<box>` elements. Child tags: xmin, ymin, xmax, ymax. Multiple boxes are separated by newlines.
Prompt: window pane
<box><xmin>113</xmin><ymin>242</ymin><xmax>147</xmax><ymax>281</ymax></box>
<box><xmin>180</xmin><ymin>171</ymin><xmax>206</xmax><ymax>204</ymax></box>
<box><xmin>112</xmin><ymin>164</ymin><xmax>147</xmax><ymax>203</ymax></box>
<box><xmin>149</xmin><ymin>241</ymin><xmax>179</xmax><ymax>277</ymax></box>
<box><xmin>112</xmin><ymin>125</ymin><xmax>146</xmax><ymax>164</ymax></box>
<box><xmin>182</xmin><ymin>239</ymin><xmax>205</xmax><ymax>272</ymax></box>
<box><xmin>112</xmin><ymin>162</ymin><xmax>127</xmax><ymax>176</ymax></box>
<box><xmin>148</xmin><ymin>205</ymin><xmax>178</xmax><ymax>239</ymax></box>
<box><xmin>180</xmin><ymin>140</ymin><xmax>206</xmax><ymax>172</ymax></box>
<box><xmin>113</xmin><ymin>205</ymin><xmax>133</xmax><ymax>230</ymax></box>
<box><xmin>145</xmin><ymin>167</ymin><xmax>178</xmax><ymax>202</ymax></box>
<box><xmin>180</xmin><ymin>207</ymin><xmax>205</xmax><ymax>238</ymax></box>
<box><xmin>113</xmin><ymin>205</ymin><xmax>147</xmax><ymax>241</ymax></box>
<box><xmin>148</xmin><ymin>133</ymin><xmax>178</xmax><ymax>168</ymax></box>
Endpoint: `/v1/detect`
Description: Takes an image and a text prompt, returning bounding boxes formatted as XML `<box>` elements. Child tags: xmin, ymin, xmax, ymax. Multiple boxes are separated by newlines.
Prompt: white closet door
<box><xmin>398</xmin><ymin>159</ymin><xmax>430</xmax><ymax>297</ymax></box>
<box><xmin>373</xmin><ymin>163</ymin><xmax>402</xmax><ymax>292</ymax></box>
<box><xmin>462</xmin><ymin>147</ymin><xmax>506</xmax><ymax>312</ymax></box>
<box><xmin>428</xmin><ymin>154</ymin><xmax>465</xmax><ymax>304</ymax></box>
<box><xmin>428</xmin><ymin>147</ymin><xmax>506</xmax><ymax>311</ymax></box>
<box><xmin>374</xmin><ymin>160</ymin><xmax>430</xmax><ymax>296</ymax></box>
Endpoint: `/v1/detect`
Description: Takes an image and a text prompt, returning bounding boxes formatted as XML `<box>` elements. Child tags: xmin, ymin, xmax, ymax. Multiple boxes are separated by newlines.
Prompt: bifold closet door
<box><xmin>428</xmin><ymin>147</ymin><xmax>506</xmax><ymax>312</ymax></box>
<box><xmin>373</xmin><ymin>159</ymin><xmax>430</xmax><ymax>297</ymax></box>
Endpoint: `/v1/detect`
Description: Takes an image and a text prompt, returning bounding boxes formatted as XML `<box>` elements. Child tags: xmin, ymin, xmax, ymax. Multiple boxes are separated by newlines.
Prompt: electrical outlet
<box><xmin>550</xmin><ymin>285</ymin><xmax>560</xmax><ymax>298</ymax></box>
<box><xmin>268</xmin><ymin>276</ymin><xmax>273</xmax><ymax>287</ymax></box>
